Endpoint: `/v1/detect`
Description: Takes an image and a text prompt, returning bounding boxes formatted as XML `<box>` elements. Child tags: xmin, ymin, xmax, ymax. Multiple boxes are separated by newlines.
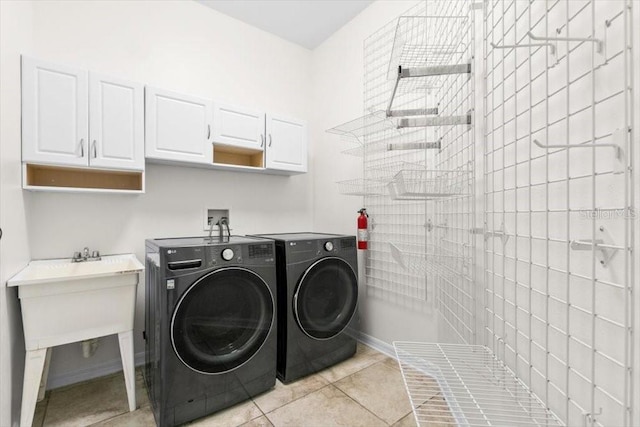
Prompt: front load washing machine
<box><xmin>144</xmin><ymin>236</ymin><xmax>277</xmax><ymax>426</ymax></box>
<box><xmin>250</xmin><ymin>233</ymin><xmax>358</xmax><ymax>383</ymax></box>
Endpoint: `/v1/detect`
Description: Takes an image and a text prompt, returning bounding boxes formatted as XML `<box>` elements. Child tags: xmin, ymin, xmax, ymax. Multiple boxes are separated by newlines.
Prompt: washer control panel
<box><xmin>203</xmin><ymin>242</ymin><xmax>274</xmax><ymax>266</ymax></box>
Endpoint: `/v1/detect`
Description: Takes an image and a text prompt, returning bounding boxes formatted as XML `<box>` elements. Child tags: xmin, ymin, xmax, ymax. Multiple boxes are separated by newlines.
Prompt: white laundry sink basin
<box><xmin>8</xmin><ymin>253</ymin><xmax>143</xmax><ymax>349</ymax></box>
<box><xmin>8</xmin><ymin>253</ymin><xmax>143</xmax><ymax>286</ymax></box>
<box><xmin>9</xmin><ymin>253</ymin><xmax>142</xmax><ymax>426</ymax></box>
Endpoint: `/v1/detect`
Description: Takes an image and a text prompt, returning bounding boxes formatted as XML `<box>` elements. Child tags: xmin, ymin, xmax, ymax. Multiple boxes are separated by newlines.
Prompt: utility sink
<box><xmin>9</xmin><ymin>253</ymin><xmax>143</xmax><ymax>427</ymax></box>
<box><xmin>8</xmin><ymin>253</ymin><xmax>143</xmax><ymax>286</ymax></box>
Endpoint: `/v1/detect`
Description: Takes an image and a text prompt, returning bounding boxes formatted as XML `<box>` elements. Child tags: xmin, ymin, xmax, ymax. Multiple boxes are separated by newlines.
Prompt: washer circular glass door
<box><xmin>294</xmin><ymin>257</ymin><xmax>358</xmax><ymax>340</ymax></box>
<box><xmin>171</xmin><ymin>267</ymin><xmax>274</xmax><ymax>374</ymax></box>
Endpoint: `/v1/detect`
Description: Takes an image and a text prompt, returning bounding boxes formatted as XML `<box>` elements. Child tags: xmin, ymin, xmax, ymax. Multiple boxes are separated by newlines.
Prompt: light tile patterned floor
<box><xmin>34</xmin><ymin>343</ymin><xmax>420</xmax><ymax>427</ymax></box>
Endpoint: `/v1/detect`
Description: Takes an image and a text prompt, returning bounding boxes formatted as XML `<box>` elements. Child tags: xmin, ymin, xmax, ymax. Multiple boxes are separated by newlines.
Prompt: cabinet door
<box><xmin>89</xmin><ymin>73</ymin><xmax>144</xmax><ymax>171</ymax></box>
<box><xmin>22</xmin><ymin>57</ymin><xmax>89</xmax><ymax>167</ymax></box>
<box><xmin>145</xmin><ymin>87</ymin><xmax>213</xmax><ymax>164</ymax></box>
<box><xmin>212</xmin><ymin>102</ymin><xmax>265</xmax><ymax>151</ymax></box>
<box><xmin>265</xmin><ymin>114</ymin><xmax>307</xmax><ymax>173</ymax></box>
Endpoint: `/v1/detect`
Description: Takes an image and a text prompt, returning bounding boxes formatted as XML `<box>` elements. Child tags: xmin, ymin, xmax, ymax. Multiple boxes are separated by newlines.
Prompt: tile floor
<box><xmin>33</xmin><ymin>343</ymin><xmax>426</xmax><ymax>427</ymax></box>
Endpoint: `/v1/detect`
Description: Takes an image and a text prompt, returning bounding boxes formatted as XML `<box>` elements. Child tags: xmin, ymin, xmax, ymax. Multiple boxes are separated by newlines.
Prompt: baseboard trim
<box><xmin>354</xmin><ymin>331</ymin><xmax>397</xmax><ymax>359</ymax></box>
<box><xmin>47</xmin><ymin>351</ymin><xmax>145</xmax><ymax>390</ymax></box>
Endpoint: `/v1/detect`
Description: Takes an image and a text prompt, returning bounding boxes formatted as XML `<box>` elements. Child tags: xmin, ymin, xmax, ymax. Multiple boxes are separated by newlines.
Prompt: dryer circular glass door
<box><xmin>294</xmin><ymin>257</ymin><xmax>358</xmax><ymax>340</ymax></box>
<box><xmin>171</xmin><ymin>267</ymin><xmax>274</xmax><ymax>374</ymax></box>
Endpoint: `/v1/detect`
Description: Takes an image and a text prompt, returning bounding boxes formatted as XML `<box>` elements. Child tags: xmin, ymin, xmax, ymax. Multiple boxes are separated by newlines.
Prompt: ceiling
<box><xmin>195</xmin><ymin>0</ymin><xmax>374</xmax><ymax>50</ymax></box>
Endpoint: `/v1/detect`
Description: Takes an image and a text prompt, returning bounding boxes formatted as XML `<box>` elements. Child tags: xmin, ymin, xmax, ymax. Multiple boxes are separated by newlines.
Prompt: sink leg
<box><xmin>20</xmin><ymin>348</ymin><xmax>47</xmax><ymax>427</ymax></box>
<box><xmin>37</xmin><ymin>348</ymin><xmax>52</xmax><ymax>402</ymax></box>
<box><xmin>118</xmin><ymin>330</ymin><xmax>136</xmax><ymax>412</ymax></box>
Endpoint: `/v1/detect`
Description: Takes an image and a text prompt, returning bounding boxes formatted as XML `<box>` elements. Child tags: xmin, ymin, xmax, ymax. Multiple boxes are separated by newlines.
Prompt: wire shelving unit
<box><xmin>325</xmin><ymin>0</ymin><xmax>635</xmax><ymax>425</ymax></box>
<box><xmin>483</xmin><ymin>0</ymin><xmax>635</xmax><ymax>425</ymax></box>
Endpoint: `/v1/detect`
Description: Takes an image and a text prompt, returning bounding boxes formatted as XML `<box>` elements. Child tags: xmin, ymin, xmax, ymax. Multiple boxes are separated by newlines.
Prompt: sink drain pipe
<box><xmin>81</xmin><ymin>338</ymin><xmax>99</xmax><ymax>358</ymax></box>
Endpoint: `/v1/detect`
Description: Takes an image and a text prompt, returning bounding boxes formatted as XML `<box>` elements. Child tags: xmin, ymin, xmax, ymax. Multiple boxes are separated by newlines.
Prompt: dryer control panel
<box><xmin>281</xmin><ymin>236</ymin><xmax>357</xmax><ymax>265</ymax></box>
<box><xmin>287</xmin><ymin>236</ymin><xmax>356</xmax><ymax>255</ymax></box>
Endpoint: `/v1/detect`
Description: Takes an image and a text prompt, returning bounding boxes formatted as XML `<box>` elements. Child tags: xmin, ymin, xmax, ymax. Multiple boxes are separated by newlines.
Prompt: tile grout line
<box><xmin>332</xmin><ymin>360</ymin><xmax>412</xmax><ymax>426</ymax></box>
<box><xmin>247</xmin><ymin>394</ymin><xmax>270</xmax><ymax>427</ymax></box>
<box><xmin>261</xmin><ymin>382</ymin><xmax>334</xmax><ymax>427</ymax></box>
<box><xmin>258</xmin><ymin>354</ymin><xmax>395</xmax><ymax>425</ymax></box>
<box><xmin>255</xmin><ymin>356</ymin><xmax>382</xmax><ymax>419</ymax></box>
<box><xmin>85</xmin><ymin>408</ymin><xmax>130</xmax><ymax>426</ymax></box>
<box><xmin>322</xmin><ymin>355</ymin><xmax>389</xmax><ymax>384</ymax></box>
<box><xmin>329</xmin><ymin>382</ymin><xmax>391</xmax><ymax>426</ymax></box>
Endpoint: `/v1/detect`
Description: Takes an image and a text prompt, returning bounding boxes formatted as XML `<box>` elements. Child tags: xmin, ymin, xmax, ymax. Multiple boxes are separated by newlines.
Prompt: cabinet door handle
<box><xmin>92</xmin><ymin>140</ymin><xmax>97</xmax><ymax>158</ymax></box>
<box><xmin>79</xmin><ymin>139</ymin><xmax>85</xmax><ymax>157</ymax></box>
<box><xmin>268</xmin><ymin>134</ymin><xmax>272</xmax><ymax>147</ymax></box>
<box><xmin>260</xmin><ymin>134</ymin><xmax>264</xmax><ymax>148</ymax></box>
<box><xmin>207</xmin><ymin>124</ymin><xmax>211</xmax><ymax>139</ymax></box>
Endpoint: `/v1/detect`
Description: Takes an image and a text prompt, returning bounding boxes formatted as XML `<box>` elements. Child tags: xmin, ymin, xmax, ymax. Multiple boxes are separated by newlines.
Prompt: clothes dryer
<box><xmin>251</xmin><ymin>233</ymin><xmax>358</xmax><ymax>383</ymax></box>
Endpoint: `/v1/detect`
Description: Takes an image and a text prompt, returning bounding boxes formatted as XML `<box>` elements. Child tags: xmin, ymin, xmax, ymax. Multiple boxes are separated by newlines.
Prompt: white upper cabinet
<box><xmin>265</xmin><ymin>114</ymin><xmax>308</xmax><ymax>173</ymax></box>
<box><xmin>89</xmin><ymin>73</ymin><xmax>144</xmax><ymax>171</ymax></box>
<box><xmin>22</xmin><ymin>57</ymin><xmax>89</xmax><ymax>167</ymax></box>
<box><xmin>145</xmin><ymin>87</ymin><xmax>213</xmax><ymax>165</ymax></box>
<box><xmin>21</xmin><ymin>57</ymin><xmax>144</xmax><ymax>174</ymax></box>
<box><xmin>212</xmin><ymin>103</ymin><xmax>265</xmax><ymax>151</ymax></box>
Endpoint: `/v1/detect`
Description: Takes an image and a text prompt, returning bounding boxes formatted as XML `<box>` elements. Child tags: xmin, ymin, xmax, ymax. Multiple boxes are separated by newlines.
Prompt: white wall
<box><xmin>0</xmin><ymin>1</ymin><xmax>34</xmax><ymax>425</ymax></box>
<box><xmin>311</xmin><ymin>0</ymin><xmax>450</xmax><ymax>346</ymax></box>
<box><xmin>0</xmin><ymin>0</ymin><xmax>314</xmax><ymax>414</ymax></box>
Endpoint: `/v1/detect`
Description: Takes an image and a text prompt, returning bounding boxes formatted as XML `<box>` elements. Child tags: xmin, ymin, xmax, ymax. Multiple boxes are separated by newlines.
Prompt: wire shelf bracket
<box><xmin>527</xmin><ymin>31</ymin><xmax>604</xmax><ymax>54</ymax></box>
<box><xmin>387</xmin><ymin>63</ymin><xmax>471</xmax><ymax>116</ymax></box>
<box><xmin>388</xmin><ymin>139</ymin><xmax>442</xmax><ymax>151</ymax></box>
<box><xmin>533</xmin><ymin>128</ymin><xmax>626</xmax><ymax>173</ymax></box>
<box><xmin>386</xmin><ymin>107</ymin><xmax>439</xmax><ymax>117</ymax></box>
<box><xmin>399</xmin><ymin>64</ymin><xmax>471</xmax><ymax>78</ymax></box>
<box><xmin>569</xmin><ymin>240</ymin><xmax>618</xmax><ymax>267</ymax></box>
<box><xmin>471</xmin><ymin>223</ymin><xmax>510</xmax><ymax>245</ymax></box>
<box><xmin>397</xmin><ymin>113</ymin><xmax>472</xmax><ymax>129</ymax></box>
<box><xmin>569</xmin><ymin>226</ymin><xmax>624</xmax><ymax>268</ymax></box>
<box><xmin>490</xmin><ymin>41</ymin><xmax>556</xmax><ymax>55</ymax></box>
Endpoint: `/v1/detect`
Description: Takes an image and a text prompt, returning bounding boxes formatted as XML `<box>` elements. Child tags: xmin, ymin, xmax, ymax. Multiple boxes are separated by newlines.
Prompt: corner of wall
<box><xmin>0</xmin><ymin>0</ymin><xmax>34</xmax><ymax>425</ymax></box>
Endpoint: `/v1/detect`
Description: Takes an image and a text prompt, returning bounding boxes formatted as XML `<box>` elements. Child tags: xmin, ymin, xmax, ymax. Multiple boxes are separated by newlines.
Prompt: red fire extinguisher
<box><xmin>357</xmin><ymin>208</ymin><xmax>369</xmax><ymax>250</ymax></box>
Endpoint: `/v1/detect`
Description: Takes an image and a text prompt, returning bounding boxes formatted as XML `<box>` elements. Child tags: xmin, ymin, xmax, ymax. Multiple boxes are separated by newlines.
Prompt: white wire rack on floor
<box><xmin>394</xmin><ymin>342</ymin><xmax>564</xmax><ymax>427</ymax></box>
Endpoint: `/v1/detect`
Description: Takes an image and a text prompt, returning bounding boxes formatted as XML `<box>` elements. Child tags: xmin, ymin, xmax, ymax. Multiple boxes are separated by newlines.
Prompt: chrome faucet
<box><xmin>72</xmin><ymin>247</ymin><xmax>101</xmax><ymax>262</ymax></box>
